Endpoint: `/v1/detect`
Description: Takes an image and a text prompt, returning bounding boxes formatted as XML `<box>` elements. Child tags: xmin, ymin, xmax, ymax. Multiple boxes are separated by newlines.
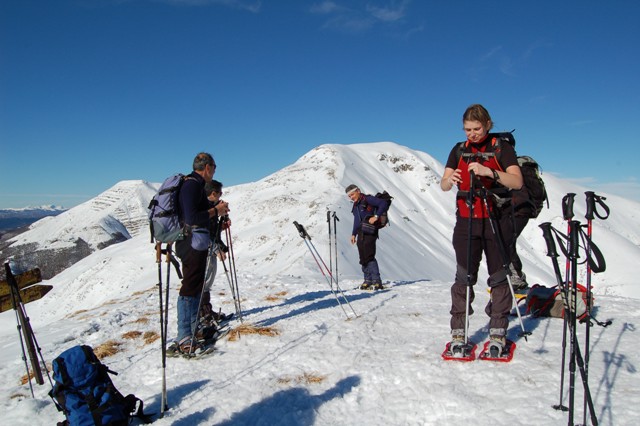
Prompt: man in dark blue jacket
<box><xmin>346</xmin><ymin>184</ymin><xmax>389</xmax><ymax>290</ymax></box>
<box><xmin>174</xmin><ymin>152</ymin><xmax>229</xmax><ymax>355</ymax></box>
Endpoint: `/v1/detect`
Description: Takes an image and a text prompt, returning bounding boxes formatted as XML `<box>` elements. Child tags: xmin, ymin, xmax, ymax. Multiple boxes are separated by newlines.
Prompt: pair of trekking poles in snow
<box><xmin>3</xmin><ymin>261</ymin><xmax>53</xmax><ymax>398</ymax></box>
<box><xmin>293</xmin><ymin>218</ymin><xmax>358</xmax><ymax>320</ymax></box>
<box><xmin>155</xmin><ymin>216</ymin><xmax>243</xmax><ymax>416</ymax></box>
<box><xmin>540</xmin><ymin>192</ymin><xmax>610</xmax><ymax>426</ymax></box>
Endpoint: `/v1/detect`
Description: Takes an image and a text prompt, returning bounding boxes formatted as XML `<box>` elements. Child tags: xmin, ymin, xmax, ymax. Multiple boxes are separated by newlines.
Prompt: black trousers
<box><xmin>356</xmin><ymin>231</ymin><xmax>378</xmax><ymax>266</ymax></box>
<box><xmin>176</xmin><ymin>238</ymin><xmax>208</xmax><ymax>298</ymax></box>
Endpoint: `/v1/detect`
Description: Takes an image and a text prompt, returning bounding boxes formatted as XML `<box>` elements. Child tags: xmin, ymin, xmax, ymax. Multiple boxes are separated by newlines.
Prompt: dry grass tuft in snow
<box><xmin>277</xmin><ymin>372</ymin><xmax>327</xmax><ymax>385</ymax></box>
<box><xmin>227</xmin><ymin>323</ymin><xmax>280</xmax><ymax>341</ymax></box>
<box><xmin>93</xmin><ymin>340</ymin><xmax>122</xmax><ymax>359</ymax></box>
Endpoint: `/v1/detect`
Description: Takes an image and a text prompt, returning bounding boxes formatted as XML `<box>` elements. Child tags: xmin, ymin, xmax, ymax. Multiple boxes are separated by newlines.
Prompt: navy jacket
<box><xmin>351</xmin><ymin>194</ymin><xmax>389</xmax><ymax>236</ymax></box>
<box><xmin>179</xmin><ymin>172</ymin><xmax>210</xmax><ymax>227</ymax></box>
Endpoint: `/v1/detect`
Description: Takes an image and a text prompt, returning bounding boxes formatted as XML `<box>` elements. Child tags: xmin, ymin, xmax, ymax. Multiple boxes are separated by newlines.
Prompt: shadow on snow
<box><xmin>214</xmin><ymin>375</ymin><xmax>361</xmax><ymax>426</ymax></box>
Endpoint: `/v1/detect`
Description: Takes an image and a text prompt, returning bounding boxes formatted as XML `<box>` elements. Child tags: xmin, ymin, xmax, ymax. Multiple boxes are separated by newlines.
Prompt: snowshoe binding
<box><xmin>442</xmin><ymin>335</ymin><xmax>477</xmax><ymax>361</ymax></box>
<box><xmin>478</xmin><ymin>337</ymin><xmax>516</xmax><ymax>362</ymax></box>
<box><xmin>177</xmin><ymin>336</ymin><xmax>216</xmax><ymax>360</ymax></box>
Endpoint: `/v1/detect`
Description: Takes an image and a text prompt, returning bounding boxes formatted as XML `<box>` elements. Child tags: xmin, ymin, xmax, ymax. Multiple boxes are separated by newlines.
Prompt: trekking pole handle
<box><xmin>568</xmin><ymin>220</ymin><xmax>581</xmax><ymax>260</ymax></box>
<box><xmin>585</xmin><ymin>191</ymin><xmax>610</xmax><ymax>221</ymax></box>
<box><xmin>562</xmin><ymin>193</ymin><xmax>576</xmax><ymax>220</ymax></box>
<box><xmin>539</xmin><ymin>222</ymin><xmax>559</xmax><ymax>258</ymax></box>
<box><xmin>293</xmin><ymin>221</ymin><xmax>310</xmax><ymax>240</ymax></box>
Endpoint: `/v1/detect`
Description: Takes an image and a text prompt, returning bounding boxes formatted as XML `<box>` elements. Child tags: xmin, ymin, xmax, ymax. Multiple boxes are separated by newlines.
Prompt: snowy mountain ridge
<box><xmin>5</xmin><ymin>142</ymin><xmax>640</xmax><ymax>296</ymax></box>
<box><xmin>1</xmin><ymin>142</ymin><xmax>639</xmax><ymax>425</ymax></box>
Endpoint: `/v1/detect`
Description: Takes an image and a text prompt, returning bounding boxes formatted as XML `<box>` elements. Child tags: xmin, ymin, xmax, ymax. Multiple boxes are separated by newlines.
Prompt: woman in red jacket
<box><xmin>440</xmin><ymin>104</ymin><xmax>523</xmax><ymax>357</ymax></box>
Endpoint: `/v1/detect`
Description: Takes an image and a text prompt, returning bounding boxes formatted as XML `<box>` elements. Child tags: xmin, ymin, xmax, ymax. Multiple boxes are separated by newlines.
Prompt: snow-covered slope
<box><xmin>1</xmin><ymin>142</ymin><xmax>639</xmax><ymax>425</ymax></box>
<box><xmin>1</xmin><ymin>231</ymin><xmax>638</xmax><ymax>426</ymax></box>
<box><xmin>223</xmin><ymin>142</ymin><xmax>640</xmax><ymax>299</ymax></box>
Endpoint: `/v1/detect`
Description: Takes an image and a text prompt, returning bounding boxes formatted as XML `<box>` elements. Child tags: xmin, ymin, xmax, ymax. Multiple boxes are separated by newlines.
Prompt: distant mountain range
<box><xmin>0</xmin><ymin>206</ymin><xmax>67</xmax><ymax>233</ymax></box>
<box><xmin>0</xmin><ymin>181</ymin><xmax>157</xmax><ymax>280</ymax></box>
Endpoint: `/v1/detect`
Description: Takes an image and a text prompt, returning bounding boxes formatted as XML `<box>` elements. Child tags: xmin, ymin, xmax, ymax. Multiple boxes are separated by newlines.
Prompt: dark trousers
<box><xmin>176</xmin><ymin>238</ymin><xmax>208</xmax><ymax>297</ymax></box>
<box><xmin>450</xmin><ymin>214</ymin><xmax>514</xmax><ymax>332</ymax></box>
<box><xmin>357</xmin><ymin>231</ymin><xmax>381</xmax><ymax>284</ymax></box>
<box><xmin>356</xmin><ymin>231</ymin><xmax>378</xmax><ymax>266</ymax></box>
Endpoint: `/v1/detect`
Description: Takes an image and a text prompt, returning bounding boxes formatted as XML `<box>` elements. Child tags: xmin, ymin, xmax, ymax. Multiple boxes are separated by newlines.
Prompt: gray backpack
<box><xmin>148</xmin><ymin>173</ymin><xmax>191</xmax><ymax>243</ymax></box>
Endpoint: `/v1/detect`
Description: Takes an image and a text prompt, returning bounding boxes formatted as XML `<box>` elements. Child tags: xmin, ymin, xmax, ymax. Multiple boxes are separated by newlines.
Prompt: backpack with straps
<box><xmin>148</xmin><ymin>173</ymin><xmax>191</xmax><ymax>243</ymax></box>
<box><xmin>514</xmin><ymin>155</ymin><xmax>547</xmax><ymax>218</ymax></box>
<box><xmin>455</xmin><ymin>131</ymin><xmax>548</xmax><ymax>218</ymax></box>
<box><xmin>49</xmin><ymin>345</ymin><xmax>151</xmax><ymax>426</ymax></box>
<box><xmin>525</xmin><ymin>283</ymin><xmax>592</xmax><ymax>320</ymax></box>
<box><xmin>373</xmin><ymin>191</ymin><xmax>393</xmax><ymax>228</ymax></box>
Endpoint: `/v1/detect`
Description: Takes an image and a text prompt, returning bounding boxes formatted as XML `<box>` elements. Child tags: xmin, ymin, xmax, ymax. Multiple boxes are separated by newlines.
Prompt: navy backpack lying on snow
<box><xmin>49</xmin><ymin>345</ymin><xmax>151</xmax><ymax>426</ymax></box>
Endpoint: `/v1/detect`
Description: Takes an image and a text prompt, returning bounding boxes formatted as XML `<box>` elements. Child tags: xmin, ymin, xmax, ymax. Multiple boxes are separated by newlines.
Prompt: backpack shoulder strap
<box><xmin>454</xmin><ymin>141</ymin><xmax>467</xmax><ymax>164</ymax></box>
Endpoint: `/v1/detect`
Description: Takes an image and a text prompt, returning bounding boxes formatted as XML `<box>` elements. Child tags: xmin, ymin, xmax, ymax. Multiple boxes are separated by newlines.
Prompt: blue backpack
<box><xmin>148</xmin><ymin>173</ymin><xmax>191</xmax><ymax>244</ymax></box>
<box><xmin>49</xmin><ymin>345</ymin><xmax>151</xmax><ymax>426</ymax></box>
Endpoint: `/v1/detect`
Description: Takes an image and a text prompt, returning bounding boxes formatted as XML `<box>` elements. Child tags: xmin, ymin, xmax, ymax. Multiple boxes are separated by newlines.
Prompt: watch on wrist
<box><xmin>492</xmin><ymin>170</ymin><xmax>499</xmax><ymax>181</ymax></box>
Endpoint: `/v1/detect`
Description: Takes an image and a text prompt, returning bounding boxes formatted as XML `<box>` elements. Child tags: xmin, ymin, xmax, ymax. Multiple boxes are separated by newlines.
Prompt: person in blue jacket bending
<box><xmin>346</xmin><ymin>184</ymin><xmax>389</xmax><ymax>290</ymax></box>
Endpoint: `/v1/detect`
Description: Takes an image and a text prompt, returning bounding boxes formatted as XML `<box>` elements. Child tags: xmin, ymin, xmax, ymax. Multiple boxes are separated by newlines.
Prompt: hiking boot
<box><xmin>166</xmin><ymin>341</ymin><xmax>179</xmax><ymax>358</ymax></box>
<box><xmin>488</xmin><ymin>335</ymin><xmax>506</xmax><ymax>358</ymax></box>
<box><xmin>449</xmin><ymin>330</ymin><xmax>467</xmax><ymax>356</ymax></box>
<box><xmin>360</xmin><ymin>281</ymin><xmax>373</xmax><ymax>290</ymax></box>
<box><xmin>372</xmin><ymin>282</ymin><xmax>384</xmax><ymax>290</ymax></box>
<box><xmin>178</xmin><ymin>336</ymin><xmax>209</xmax><ymax>357</ymax></box>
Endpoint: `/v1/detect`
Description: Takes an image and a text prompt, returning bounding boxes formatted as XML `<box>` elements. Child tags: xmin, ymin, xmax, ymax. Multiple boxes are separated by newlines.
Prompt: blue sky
<box><xmin>1</xmin><ymin>0</ymin><xmax>639</xmax><ymax>209</ymax></box>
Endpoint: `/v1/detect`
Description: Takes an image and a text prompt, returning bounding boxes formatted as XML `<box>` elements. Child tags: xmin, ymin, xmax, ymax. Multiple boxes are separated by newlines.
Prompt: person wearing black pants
<box><xmin>346</xmin><ymin>184</ymin><xmax>389</xmax><ymax>290</ymax></box>
<box><xmin>440</xmin><ymin>104</ymin><xmax>523</xmax><ymax>356</ymax></box>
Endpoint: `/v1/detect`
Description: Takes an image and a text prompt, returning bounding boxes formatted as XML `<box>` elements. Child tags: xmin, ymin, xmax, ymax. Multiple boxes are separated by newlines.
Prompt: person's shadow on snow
<box><xmin>215</xmin><ymin>375</ymin><xmax>361</xmax><ymax>426</ymax></box>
